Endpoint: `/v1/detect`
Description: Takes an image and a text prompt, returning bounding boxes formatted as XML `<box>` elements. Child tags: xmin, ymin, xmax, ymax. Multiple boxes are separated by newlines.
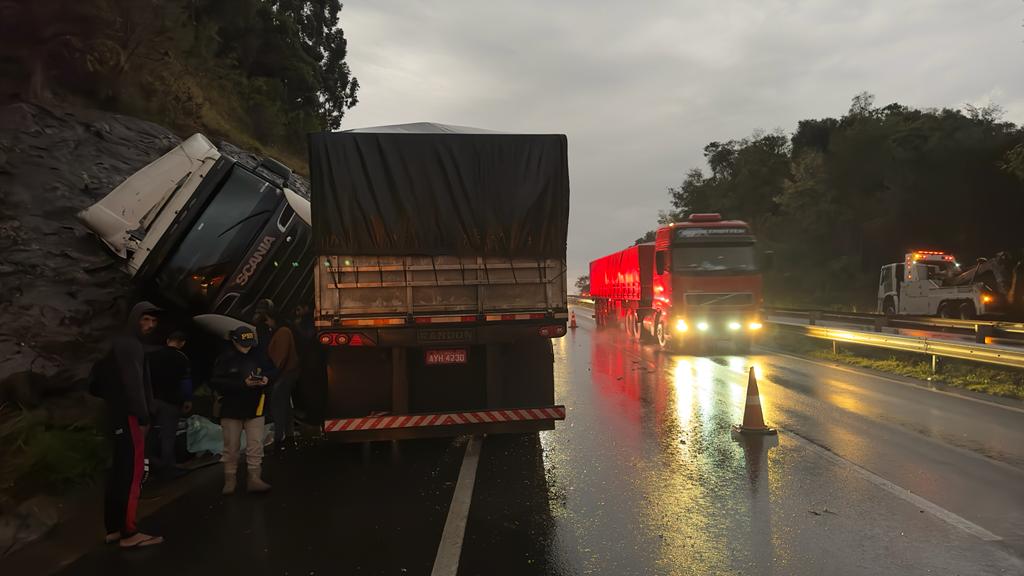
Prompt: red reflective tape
<box><xmin>516</xmin><ymin>410</ymin><xmax>531</xmax><ymax>420</ymax></box>
<box><xmin>407</xmin><ymin>415</ymin><xmax>422</xmax><ymax>427</ymax></box>
<box><xmin>463</xmin><ymin>412</ymin><xmax>478</xmax><ymax>424</ymax></box>
<box><xmin>378</xmin><ymin>416</ymin><xmax>394</xmax><ymax>429</ymax></box>
<box><xmin>392</xmin><ymin>416</ymin><xmax>407</xmax><ymax>428</ymax></box>
<box><xmin>529</xmin><ymin>409</ymin><xmax>545</xmax><ymax>420</ymax></box>
<box><xmin>502</xmin><ymin>411</ymin><xmax>515</xmax><ymax>421</ymax></box>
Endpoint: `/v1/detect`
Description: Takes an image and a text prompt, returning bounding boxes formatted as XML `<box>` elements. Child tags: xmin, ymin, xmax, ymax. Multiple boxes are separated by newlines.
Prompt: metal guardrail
<box><xmin>765</xmin><ymin>307</ymin><xmax>1024</xmax><ymax>343</ymax></box>
<box><xmin>774</xmin><ymin>323</ymin><xmax>1024</xmax><ymax>370</ymax></box>
<box><xmin>567</xmin><ymin>295</ymin><xmax>594</xmax><ymax>309</ymax></box>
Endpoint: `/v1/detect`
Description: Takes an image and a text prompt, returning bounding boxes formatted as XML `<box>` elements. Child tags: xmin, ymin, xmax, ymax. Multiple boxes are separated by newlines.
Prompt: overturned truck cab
<box><xmin>310</xmin><ymin>124</ymin><xmax>570</xmax><ymax>440</ymax></box>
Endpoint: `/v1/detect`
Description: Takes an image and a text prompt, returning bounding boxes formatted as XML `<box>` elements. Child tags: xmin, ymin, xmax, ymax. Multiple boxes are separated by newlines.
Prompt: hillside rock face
<box><xmin>0</xmin><ymin>103</ymin><xmax>180</xmax><ymax>396</ymax></box>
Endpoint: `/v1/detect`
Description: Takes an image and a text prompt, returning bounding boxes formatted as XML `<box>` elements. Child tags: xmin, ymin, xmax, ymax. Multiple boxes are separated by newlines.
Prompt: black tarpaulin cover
<box><xmin>310</xmin><ymin>124</ymin><xmax>569</xmax><ymax>258</ymax></box>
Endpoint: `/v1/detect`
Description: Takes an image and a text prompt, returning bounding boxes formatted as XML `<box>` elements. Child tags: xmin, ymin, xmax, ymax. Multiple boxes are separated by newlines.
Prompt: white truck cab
<box><xmin>78</xmin><ymin>134</ymin><xmax>312</xmax><ymax>325</ymax></box>
<box><xmin>877</xmin><ymin>251</ymin><xmax>993</xmax><ymax>319</ymax></box>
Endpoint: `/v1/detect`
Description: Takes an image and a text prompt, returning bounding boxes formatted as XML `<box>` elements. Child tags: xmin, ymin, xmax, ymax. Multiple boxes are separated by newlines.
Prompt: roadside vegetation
<box><xmin>0</xmin><ymin>0</ymin><xmax>360</xmax><ymax>173</ymax></box>
<box><xmin>639</xmin><ymin>93</ymin><xmax>1024</xmax><ymax>310</ymax></box>
<box><xmin>0</xmin><ymin>401</ymin><xmax>107</xmax><ymax>509</ymax></box>
<box><xmin>767</xmin><ymin>329</ymin><xmax>1024</xmax><ymax>400</ymax></box>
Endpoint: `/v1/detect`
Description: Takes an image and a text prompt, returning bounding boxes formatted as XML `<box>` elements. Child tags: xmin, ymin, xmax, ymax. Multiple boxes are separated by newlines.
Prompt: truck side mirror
<box><xmin>762</xmin><ymin>250</ymin><xmax>775</xmax><ymax>271</ymax></box>
<box><xmin>655</xmin><ymin>251</ymin><xmax>667</xmax><ymax>275</ymax></box>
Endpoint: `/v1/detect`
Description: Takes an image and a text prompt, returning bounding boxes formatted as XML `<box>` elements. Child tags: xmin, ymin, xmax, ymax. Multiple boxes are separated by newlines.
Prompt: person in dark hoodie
<box><xmin>211</xmin><ymin>325</ymin><xmax>275</xmax><ymax>494</ymax></box>
<box><xmin>147</xmin><ymin>330</ymin><xmax>192</xmax><ymax>478</ymax></box>
<box><xmin>97</xmin><ymin>301</ymin><xmax>164</xmax><ymax>548</ymax></box>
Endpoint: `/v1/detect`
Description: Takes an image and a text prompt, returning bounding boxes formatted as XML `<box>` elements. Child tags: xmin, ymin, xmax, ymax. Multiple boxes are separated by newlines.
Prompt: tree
<box><xmin>575</xmin><ymin>275</ymin><xmax>590</xmax><ymax>294</ymax></box>
<box><xmin>653</xmin><ymin>93</ymin><xmax>1024</xmax><ymax>308</ymax></box>
<box><xmin>634</xmin><ymin>230</ymin><xmax>656</xmax><ymax>245</ymax></box>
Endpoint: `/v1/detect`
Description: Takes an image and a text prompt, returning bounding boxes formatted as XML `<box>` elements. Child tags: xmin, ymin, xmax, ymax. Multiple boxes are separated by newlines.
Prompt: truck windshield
<box><xmin>154</xmin><ymin>167</ymin><xmax>277</xmax><ymax>310</ymax></box>
<box><xmin>672</xmin><ymin>244</ymin><xmax>757</xmax><ymax>273</ymax></box>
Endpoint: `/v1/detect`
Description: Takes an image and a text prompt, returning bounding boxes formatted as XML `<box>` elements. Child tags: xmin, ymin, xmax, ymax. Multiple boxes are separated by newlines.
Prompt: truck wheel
<box><xmin>656</xmin><ymin>318</ymin><xmax>669</xmax><ymax>351</ymax></box>
<box><xmin>959</xmin><ymin>302</ymin><xmax>976</xmax><ymax>320</ymax></box>
<box><xmin>883</xmin><ymin>298</ymin><xmax>896</xmax><ymax>317</ymax></box>
<box><xmin>939</xmin><ymin>302</ymin><xmax>955</xmax><ymax>319</ymax></box>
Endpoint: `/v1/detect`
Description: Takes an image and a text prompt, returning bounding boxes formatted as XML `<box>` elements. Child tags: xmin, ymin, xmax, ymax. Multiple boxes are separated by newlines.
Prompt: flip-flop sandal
<box><xmin>120</xmin><ymin>535</ymin><xmax>164</xmax><ymax>548</ymax></box>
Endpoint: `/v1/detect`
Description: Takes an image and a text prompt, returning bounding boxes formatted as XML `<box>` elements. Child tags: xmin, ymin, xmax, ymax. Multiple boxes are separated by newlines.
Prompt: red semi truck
<box><xmin>590</xmin><ymin>214</ymin><xmax>766</xmax><ymax>353</ymax></box>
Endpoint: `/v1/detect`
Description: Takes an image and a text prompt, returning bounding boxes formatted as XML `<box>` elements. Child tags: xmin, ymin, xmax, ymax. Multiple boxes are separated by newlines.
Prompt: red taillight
<box><xmin>538</xmin><ymin>325</ymin><xmax>566</xmax><ymax>338</ymax></box>
<box><xmin>320</xmin><ymin>332</ymin><xmax>373</xmax><ymax>346</ymax></box>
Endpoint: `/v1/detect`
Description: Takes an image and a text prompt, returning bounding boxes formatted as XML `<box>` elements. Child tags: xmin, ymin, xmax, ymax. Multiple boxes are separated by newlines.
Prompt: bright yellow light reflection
<box><xmin>748</xmin><ymin>321</ymin><xmax>763</xmax><ymax>330</ymax></box>
<box><xmin>728</xmin><ymin>321</ymin><xmax>742</xmax><ymax>331</ymax></box>
<box><xmin>672</xmin><ymin>359</ymin><xmax>694</xmax><ymax>431</ymax></box>
<box><xmin>675</xmin><ymin>319</ymin><xmax>688</xmax><ymax>332</ymax></box>
<box><xmin>696</xmin><ymin>321</ymin><xmax>709</xmax><ymax>332</ymax></box>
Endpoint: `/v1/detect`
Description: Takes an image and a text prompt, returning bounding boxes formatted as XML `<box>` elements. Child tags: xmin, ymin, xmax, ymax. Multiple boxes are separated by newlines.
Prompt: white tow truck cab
<box><xmin>877</xmin><ymin>251</ymin><xmax>995</xmax><ymax>319</ymax></box>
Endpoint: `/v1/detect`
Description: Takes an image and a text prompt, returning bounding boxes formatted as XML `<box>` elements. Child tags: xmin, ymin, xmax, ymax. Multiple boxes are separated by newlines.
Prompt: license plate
<box><xmin>425</xmin><ymin>349</ymin><xmax>468</xmax><ymax>365</ymax></box>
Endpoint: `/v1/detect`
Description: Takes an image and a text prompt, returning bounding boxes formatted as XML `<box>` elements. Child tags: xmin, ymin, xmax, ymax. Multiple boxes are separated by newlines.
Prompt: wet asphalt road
<box><xmin>54</xmin><ymin>308</ymin><xmax>1024</xmax><ymax>575</ymax></box>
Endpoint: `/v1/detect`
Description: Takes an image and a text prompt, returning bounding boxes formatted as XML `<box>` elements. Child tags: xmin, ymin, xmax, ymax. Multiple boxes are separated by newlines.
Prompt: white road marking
<box><xmin>431</xmin><ymin>435</ymin><xmax>483</xmax><ymax>576</ymax></box>
<box><xmin>762</xmin><ymin>347</ymin><xmax>1024</xmax><ymax>415</ymax></box>
<box><xmin>784</xmin><ymin>428</ymin><xmax>1002</xmax><ymax>542</ymax></box>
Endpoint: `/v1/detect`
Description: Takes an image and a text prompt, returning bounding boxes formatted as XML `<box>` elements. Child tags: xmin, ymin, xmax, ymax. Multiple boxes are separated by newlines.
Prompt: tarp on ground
<box><xmin>309</xmin><ymin>123</ymin><xmax>570</xmax><ymax>258</ymax></box>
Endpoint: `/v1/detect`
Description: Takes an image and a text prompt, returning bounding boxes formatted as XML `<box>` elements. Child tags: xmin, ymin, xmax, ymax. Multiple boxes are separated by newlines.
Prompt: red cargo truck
<box><xmin>590</xmin><ymin>214</ymin><xmax>766</xmax><ymax>353</ymax></box>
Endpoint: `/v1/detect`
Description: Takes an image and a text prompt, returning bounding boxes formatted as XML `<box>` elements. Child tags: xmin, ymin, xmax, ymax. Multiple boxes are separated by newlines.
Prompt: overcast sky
<box><xmin>339</xmin><ymin>0</ymin><xmax>1024</xmax><ymax>284</ymax></box>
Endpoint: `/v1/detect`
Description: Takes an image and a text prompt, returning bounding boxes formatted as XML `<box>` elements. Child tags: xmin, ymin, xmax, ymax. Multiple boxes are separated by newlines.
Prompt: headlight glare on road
<box><xmin>696</xmin><ymin>321</ymin><xmax>709</xmax><ymax>332</ymax></box>
<box><xmin>675</xmin><ymin>319</ymin><xmax>688</xmax><ymax>332</ymax></box>
<box><xmin>748</xmin><ymin>321</ymin><xmax>763</xmax><ymax>330</ymax></box>
<box><xmin>728</xmin><ymin>321</ymin><xmax>742</xmax><ymax>331</ymax></box>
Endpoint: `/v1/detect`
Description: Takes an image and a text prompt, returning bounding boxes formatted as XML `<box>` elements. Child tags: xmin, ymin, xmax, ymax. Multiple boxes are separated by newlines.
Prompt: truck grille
<box><xmin>685</xmin><ymin>292</ymin><xmax>753</xmax><ymax>307</ymax></box>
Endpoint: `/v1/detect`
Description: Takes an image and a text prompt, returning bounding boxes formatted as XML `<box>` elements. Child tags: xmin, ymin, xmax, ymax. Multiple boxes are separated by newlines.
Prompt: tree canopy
<box><xmin>657</xmin><ymin>94</ymin><xmax>1024</xmax><ymax>308</ymax></box>
<box><xmin>0</xmin><ymin>0</ymin><xmax>359</xmax><ymax>168</ymax></box>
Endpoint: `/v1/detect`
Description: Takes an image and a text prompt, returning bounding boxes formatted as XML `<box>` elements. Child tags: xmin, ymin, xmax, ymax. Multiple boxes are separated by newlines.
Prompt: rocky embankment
<box><xmin>0</xmin><ymin>103</ymin><xmax>181</xmax><ymax>403</ymax></box>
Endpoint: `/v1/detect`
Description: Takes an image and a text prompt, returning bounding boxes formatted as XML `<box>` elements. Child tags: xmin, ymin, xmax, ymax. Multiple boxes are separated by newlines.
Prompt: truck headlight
<box><xmin>728</xmin><ymin>321</ymin><xmax>742</xmax><ymax>331</ymax></box>
<box><xmin>696</xmin><ymin>321</ymin><xmax>710</xmax><ymax>332</ymax></box>
<box><xmin>748</xmin><ymin>321</ymin><xmax>763</xmax><ymax>330</ymax></box>
<box><xmin>675</xmin><ymin>319</ymin><xmax>688</xmax><ymax>332</ymax></box>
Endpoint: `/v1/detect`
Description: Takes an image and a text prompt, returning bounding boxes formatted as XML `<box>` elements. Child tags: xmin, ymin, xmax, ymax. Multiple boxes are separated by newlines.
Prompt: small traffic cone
<box><xmin>570</xmin><ymin>310</ymin><xmax>577</xmax><ymax>329</ymax></box>
<box><xmin>732</xmin><ymin>367</ymin><xmax>777</xmax><ymax>436</ymax></box>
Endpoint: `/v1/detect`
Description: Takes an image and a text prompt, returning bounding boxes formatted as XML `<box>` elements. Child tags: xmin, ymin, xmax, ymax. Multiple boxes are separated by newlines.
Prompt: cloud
<box><xmin>340</xmin><ymin>0</ymin><xmax>1024</xmax><ymax>282</ymax></box>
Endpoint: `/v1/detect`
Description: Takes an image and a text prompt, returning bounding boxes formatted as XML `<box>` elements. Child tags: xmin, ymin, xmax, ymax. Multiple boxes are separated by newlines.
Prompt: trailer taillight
<box><xmin>538</xmin><ymin>325</ymin><xmax>566</xmax><ymax>338</ymax></box>
<box><xmin>319</xmin><ymin>333</ymin><xmax>335</xmax><ymax>346</ymax></box>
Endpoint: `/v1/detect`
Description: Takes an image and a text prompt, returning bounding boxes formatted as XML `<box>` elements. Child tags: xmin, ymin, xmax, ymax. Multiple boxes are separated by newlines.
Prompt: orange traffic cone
<box><xmin>570</xmin><ymin>310</ymin><xmax>577</xmax><ymax>329</ymax></box>
<box><xmin>732</xmin><ymin>367</ymin><xmax>777</xmax><ymax>436</ymax></box>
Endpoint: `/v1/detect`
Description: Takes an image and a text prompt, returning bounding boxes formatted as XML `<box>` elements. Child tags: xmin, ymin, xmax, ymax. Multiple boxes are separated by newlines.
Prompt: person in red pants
<box><xmin>94</xmin><ymin>301</ymin><xmax>165</xmax><ymax>548</ymax></box>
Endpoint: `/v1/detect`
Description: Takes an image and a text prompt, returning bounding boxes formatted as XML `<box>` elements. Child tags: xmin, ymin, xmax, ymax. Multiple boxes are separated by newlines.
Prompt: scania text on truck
<box><xmin>309</xmin><ymin>123</ymin><xmax>569</xmax><ymax>440</ymax></box>
<box><xmin>590</xmin><ymin>214</ymin><xmax>767</xmax><ymax>353</ymax></box>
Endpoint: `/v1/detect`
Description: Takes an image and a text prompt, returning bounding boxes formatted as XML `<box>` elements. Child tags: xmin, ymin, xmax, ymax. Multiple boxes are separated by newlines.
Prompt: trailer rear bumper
<box><xmin>322</xmin><ymin>405</ymin><xmax>566</xmax><ymax>442</ymax></box>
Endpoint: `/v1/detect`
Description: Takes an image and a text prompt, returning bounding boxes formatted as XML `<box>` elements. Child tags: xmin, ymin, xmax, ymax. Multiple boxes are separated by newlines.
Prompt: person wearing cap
<box><xmin>210</xmin><ymin>325</ymin><xmax>275</xmax><ymax>494</ymax></box>
<box><xmin>95</xmin><ymin>301</ymin><xmax>164</xmax><ymax>548</ymax></box>
<box><xmin>147</xmin><ymin>330</ymin><xmax>192</xmax><ymax>478</ymax></box>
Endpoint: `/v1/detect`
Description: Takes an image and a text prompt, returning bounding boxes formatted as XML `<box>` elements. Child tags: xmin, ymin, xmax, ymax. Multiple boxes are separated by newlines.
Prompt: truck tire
<box><xmin>938</xmin><ymin>302</ymin><xmax>955</xmax><ymax>319</ymax></box>
<box><xmin>655</xmin><ymin>317</ymin><xmax>669</xmax><ymax>351</ymax></box>
<box><xmin>883</xmin><ymin>297</ymin><xmax>896</xmax><ymax>317</ymax></box>
<box><xmin>959</xmin><ymin>302</ymin><xmax>976</xmax><ymax>320</ymax></box>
